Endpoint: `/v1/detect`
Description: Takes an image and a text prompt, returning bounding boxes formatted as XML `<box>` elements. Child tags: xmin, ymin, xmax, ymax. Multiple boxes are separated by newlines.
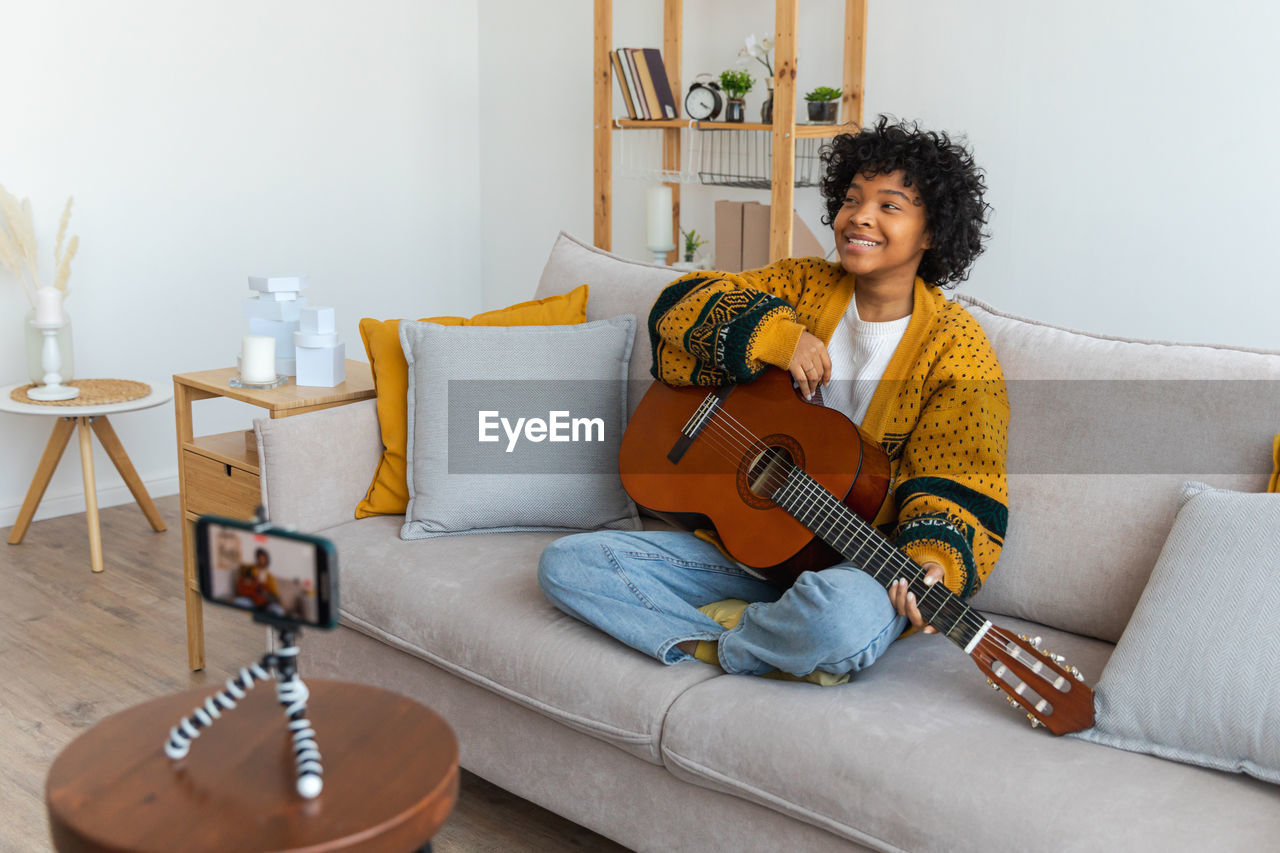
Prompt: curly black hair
<box><xmin>820</xmin><ymin>115</ymin><xmax>991</xmax><ymax>287</ymax></box>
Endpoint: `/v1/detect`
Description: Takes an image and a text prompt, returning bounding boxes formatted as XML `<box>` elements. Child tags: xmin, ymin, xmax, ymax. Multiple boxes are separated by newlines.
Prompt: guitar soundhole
<box><xmin>747</xmin><ymin>446</ymin><xmax>793</xmax><ymax>497</ymax></box>
<box><xmin>737</xmin><ymin>434</ymin><xmax>804</xmax><ymax>510</ymax></box>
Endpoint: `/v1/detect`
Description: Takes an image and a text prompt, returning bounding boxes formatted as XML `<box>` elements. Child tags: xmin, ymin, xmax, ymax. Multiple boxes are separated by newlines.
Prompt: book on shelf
<box><xmin>640</xmin><ymin>48</ymin><xmax>679</xmax><ymax>119</ymax></box>
<box><xmin>629</xmin><ymin>49</ymin><xmax>663</xmax><ymax>119</ymax></box>
<box><xmin>611</xmin><ymin>47</ymin><xmax>678</xmax><ymax>121</ymax></box>
<box><xmin>610</xmin><ymin>50</ymin><xmax>638</xmax><ymax>119</ymax></box>
<box><xmin>622</xmin><ymin>49</ymin><xmax>650</xmax><ymax>119</ymax></box>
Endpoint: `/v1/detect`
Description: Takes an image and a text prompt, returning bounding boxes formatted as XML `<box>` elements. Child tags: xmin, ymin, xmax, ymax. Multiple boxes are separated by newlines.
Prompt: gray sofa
<box><xmin>254</xmin><ymin>233</ymin><xmax>1280</xmax><ymax>852</ymax></box>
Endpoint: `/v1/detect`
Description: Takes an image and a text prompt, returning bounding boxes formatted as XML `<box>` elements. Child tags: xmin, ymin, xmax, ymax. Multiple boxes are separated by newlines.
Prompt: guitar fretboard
<box><xmin>772</xmin><ymin>467</ymin><xmax>986</xmax><ymax>651</ymax></box>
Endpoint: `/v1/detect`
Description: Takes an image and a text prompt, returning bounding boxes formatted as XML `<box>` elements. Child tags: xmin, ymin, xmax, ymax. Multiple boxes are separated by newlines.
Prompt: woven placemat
<box><xmin>10</xmin><ymin>379</ymin><xmax>152</xmax><ymax>407</ymax></box>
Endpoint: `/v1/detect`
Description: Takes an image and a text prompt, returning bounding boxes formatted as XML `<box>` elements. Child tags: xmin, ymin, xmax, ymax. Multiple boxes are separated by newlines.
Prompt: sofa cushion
<box><xmin>660</xmin><ymin>615</ymin><xmax>1280</xmax><ymax>852</ymax></box>
<box><xmin>1071</xmin><ymin>482</ymin><xmax>1280</xmax><ymax>783</ymax></box>
<box><xmin>534</xmin><ymin>231</ymin><xmax>680</xmax><ymax>416</ymax></box>
<box><xmin>399</xmin><ymin>316</ymin><xmax>640</xmax><ymax>539</ymax></box>
<box><xmin>321</xmin><ymin>515</ymin><xmax>719</xmax><ymax>764</ymax></box>
<box><xmin>960</xmin><ymin>296</ymin><xmax>1280</xmax><ymax>641</ymax></box>
<box><xmin>355</xmin><ymin>285</ymin><xmax>589</xmax><ymax>519</ymax></box>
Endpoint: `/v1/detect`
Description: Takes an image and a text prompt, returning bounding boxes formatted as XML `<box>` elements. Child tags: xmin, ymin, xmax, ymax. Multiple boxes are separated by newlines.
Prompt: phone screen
<box><xmin>196</xmin><ymin>516</ymin><xmax>336</xmax><ymax>628</ymax></box>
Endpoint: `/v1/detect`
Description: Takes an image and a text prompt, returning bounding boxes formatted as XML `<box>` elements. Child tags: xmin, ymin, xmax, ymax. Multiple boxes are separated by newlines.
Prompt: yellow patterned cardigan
<box><xmin>648</xmin><ymin>257</ymin><xmax>1010</xmax><ymax>601</ymax></box>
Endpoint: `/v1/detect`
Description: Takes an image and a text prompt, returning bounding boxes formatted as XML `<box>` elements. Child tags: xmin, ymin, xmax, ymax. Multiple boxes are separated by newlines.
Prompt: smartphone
<box><xmin>195</xmin><ymin>515</ymin><xmax>338</xmax><ymax>629</ymax></box>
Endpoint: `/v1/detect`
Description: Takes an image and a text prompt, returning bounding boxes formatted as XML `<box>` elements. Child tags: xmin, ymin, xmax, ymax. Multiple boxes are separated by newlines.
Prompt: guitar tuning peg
<box><xmin>1031</xmin><ymin>636</ymin><xmax>1042</xmax><ymax>648</ymax></box>
<box><xmin>1026</xmin><ymin>713</ymin><xmax>1041</xmax><ymax>729</ymax></box>
<box><xmin>1069</xmin><ymin>666</ymin><xmax>1084</xmax><ymax>681</ymax></box>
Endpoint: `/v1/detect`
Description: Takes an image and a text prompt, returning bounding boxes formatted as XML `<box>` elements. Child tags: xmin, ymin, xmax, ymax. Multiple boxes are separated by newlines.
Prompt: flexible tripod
<box><xmin>164</xmin><ymin>620</ymin><xmax>324</xmax><ymax>798</ymax></box>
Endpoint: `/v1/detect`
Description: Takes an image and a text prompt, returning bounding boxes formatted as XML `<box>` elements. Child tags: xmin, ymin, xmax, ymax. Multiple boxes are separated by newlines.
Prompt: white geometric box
<box><xmin>295</xmin><ymin>330</ymin><xmax>338</xmax><ymax>348</ymax></box>
<box><xmin>248</xmin><ymin>316</ymin><xmax>300</xmax><ymax>358</ymax></box>
<box><xmin>243</xmin><ymin>295</ymin><xmax>308</xmax><ymax>323</ymax></box>
<box><xmin>295</xmin><ymin>342</ymin><xmax>346</xmax><ymax>387</ymax></box>
<box><xmin>301</xmin><ymin>306</ymin><xmax>336</xmax><ymax>335</ymax></box>
<box><xmin>248</xmin><ymin>275</ymin><xmax>308</xmax><ymax>294</ymax></box>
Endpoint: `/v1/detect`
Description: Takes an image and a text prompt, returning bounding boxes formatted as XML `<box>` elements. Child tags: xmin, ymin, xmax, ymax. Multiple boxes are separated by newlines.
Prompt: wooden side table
<box><xmin>173</xmin><ymin>362</ymin><xmax>375</xmax><ymax>670</ymax></box>
<box><xmin>2</xmin><ymin>380</ymin><xmax>173</xmax><ymax>573</ymax></box>
<box><xmin>46</xmin><ymin>678</ymin><xmax>459</xmax><ymax>852</ymax></box>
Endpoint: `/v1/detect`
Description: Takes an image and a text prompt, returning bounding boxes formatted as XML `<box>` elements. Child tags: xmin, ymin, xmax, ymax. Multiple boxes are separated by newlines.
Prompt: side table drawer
<box><xmin>183</xmin><ymin>450</ymin><xmax>260</xmax><ymax>519</ymax></box>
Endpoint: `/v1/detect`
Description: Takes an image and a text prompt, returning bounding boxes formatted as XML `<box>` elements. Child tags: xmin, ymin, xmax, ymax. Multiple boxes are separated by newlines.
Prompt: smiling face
<box><xmin>833</xmin><ymin>170</ymin><xmax>931</xmax><ymax>290</ymax></box>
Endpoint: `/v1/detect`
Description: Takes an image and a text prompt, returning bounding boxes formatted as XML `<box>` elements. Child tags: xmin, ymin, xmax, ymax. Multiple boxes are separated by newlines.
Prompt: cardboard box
<box><xmin>714</xmin><ymin>200</ymin><xmax>826</xmax><ymax>272</ymax></box>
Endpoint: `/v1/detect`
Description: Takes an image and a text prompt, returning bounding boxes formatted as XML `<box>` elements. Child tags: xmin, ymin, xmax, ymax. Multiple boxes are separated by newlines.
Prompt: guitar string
<box><xmin>697</xmin><ymin>400</ymin><xmax>987</xmax><ymax>635</ymax></box>
<box><xmin>705</xmin><ymin>409</ymin><xmax>991</xmax><ymax>641</ymax></box>
<box><xmin>695</xmin><ymin>415</ymin><xmax>988</xmax><ymax>640</ymax></box>
<box><xmin>671</xmin><ymin>414</ymin><xmax>1074</xmax><ymax>717</ymax></box>
<box><xmin>689</xmin><ymin>411</ymin><xmax>981</xmax><ymax>636</ymax></box>
<box><xmin>688</xmin><ymin>418</ymin><xmax>1059</xmax><ymax>700</ymax></box>
<box><xmin>690</xmin><ymin>408</ymin><xmax>988</xmax><ymax>638</ymax></box>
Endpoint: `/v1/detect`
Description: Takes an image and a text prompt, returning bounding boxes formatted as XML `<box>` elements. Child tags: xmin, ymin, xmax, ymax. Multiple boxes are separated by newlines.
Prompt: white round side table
<box><xmin>1</xmin><ymin>380</ymin><xmax>174</xmax><ymax>573</ymax></box>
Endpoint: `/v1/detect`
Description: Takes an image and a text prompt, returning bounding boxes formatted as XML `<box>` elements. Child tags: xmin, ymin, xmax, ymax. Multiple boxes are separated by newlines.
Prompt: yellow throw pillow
<box><xmin>1270</xmin><ymin>434</ymin><xmax>1280</xmax><ymax>493</ymax></box>
<box><xmin>356</xmin><ymin>284</ymin><xmax>590</xmax><ymax>517</ymax></box>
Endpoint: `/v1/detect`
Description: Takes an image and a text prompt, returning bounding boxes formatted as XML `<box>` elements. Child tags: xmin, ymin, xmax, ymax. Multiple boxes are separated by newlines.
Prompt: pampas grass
<box><xmin>0</xmin><ymin>185</ymin><xmax>78</xmax><ymax>307</ymax></box>
<box><xmin>54</xmin><ymin>235</ymin><xmax>78</xmax><ymax>294</ymax></box>
<box><xmin>53</xmin><ymin>196</ymin><xmax>73</xmax><ymax>286</ymax></box>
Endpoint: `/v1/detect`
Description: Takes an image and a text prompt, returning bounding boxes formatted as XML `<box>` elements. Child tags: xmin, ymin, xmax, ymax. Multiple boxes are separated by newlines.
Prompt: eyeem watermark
<box><xmin>478</xmin><ymin>410</ymin><xmax>605</xmax><ymax>453</ymax></box>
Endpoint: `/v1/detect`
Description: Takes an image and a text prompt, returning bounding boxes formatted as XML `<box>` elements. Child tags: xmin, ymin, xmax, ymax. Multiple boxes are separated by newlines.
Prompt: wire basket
<box><xmin>615</xmin><ymin>125</ymin><xmax>704</xmax><ymax>184</ymax></box>
<box><xmin>698</xmin><ymin>131</ymin><xmax>824</xmax><ymax>189</ymax></box>
<box><xmin>614</xmin><ymin>125</ymin><xmax>826</xmax><ymax>188</ymax></box>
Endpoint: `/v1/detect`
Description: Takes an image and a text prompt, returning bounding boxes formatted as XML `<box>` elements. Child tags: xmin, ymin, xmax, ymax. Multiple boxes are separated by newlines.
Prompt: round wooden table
<box><xmin>1</xmin><ymin>379</ymin><xmax>173</xmax><ymax>573</ymax></box>
<box><xmin>46</xmin><ymin>678</ymin><xmax>459</xmax><ymax>852</ymax></box>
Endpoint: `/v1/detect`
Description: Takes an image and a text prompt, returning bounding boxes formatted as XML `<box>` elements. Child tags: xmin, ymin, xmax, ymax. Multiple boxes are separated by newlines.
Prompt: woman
<box><xmin>539</xmin><ymin>116</ymin><xmax>1008</xmax><ymax>683</ymax></box>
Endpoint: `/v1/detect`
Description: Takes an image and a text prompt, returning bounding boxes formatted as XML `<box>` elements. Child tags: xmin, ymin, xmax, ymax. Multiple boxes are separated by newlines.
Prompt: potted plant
<box><xmin>681</xmin><ymin>228</ymin><xmax>708</xmax><ymax>264</ymax></box>
<box><xmin>719</xmin><ymin>69</ymin><xmax>754</xmax><ymax>123</ymax></box>
<box><xmin>804</xmin><ymin>86</ymin><xmax>841</xmax><ymax>124</ymax></box>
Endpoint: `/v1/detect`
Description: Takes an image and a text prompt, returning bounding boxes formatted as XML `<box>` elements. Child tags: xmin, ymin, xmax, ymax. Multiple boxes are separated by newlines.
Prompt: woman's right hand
<box><xmin>788</xmin><ymin>331</ymin><xmax>831</xmax><ymax>399</ymax></box>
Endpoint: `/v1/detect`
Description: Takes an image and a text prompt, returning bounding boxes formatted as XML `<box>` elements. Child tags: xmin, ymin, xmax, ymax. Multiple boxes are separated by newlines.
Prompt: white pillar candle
<box><xmin>34</xmin><ymin>287</ymin><xmax>65</xmax><ymax>324</ymax></box>
<box><xmin>241</xmin><ymin>335</ymin><xmax>276</xmax><ymax>383</ymax></box>
<box><xmin>646</xmin><ymin>185</ymin><xmax>674</xmax><ymax>250</ymax></box>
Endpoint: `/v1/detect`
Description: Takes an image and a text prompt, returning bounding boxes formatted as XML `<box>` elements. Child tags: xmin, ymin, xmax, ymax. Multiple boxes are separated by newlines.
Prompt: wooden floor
<box><xmin>0</xmin><ymin>496</ymin><xmax>628</xmax><ymax>852</ymax></box>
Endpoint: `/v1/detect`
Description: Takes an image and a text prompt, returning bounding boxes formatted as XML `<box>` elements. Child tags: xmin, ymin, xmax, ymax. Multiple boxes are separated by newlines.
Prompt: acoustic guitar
<box><xmin>619</xmin><ymin>368</ymin><xmax>1095</xmax><ymax>736</ymax></box>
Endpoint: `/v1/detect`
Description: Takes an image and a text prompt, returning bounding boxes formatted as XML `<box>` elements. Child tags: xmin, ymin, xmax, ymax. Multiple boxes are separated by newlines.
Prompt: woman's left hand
<box><xmin>888</xmin><ymin>562</ymin><xmax>946</xmax><ymax>634</ymax></box>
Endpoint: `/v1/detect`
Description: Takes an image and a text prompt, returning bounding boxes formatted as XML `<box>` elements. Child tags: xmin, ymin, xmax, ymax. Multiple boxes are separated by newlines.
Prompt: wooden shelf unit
<box><xmin>593</xmin><ymin>0</ymin><xmax>868</xmax><ymax>264</ymax></box>
<box><xmin>612</xmin><ymin>118</ymin><xmax>852</xmax><ymax>139</ymax></box>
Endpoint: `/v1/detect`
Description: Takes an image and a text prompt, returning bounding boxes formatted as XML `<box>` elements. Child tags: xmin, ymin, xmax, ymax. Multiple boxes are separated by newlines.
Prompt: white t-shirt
<box><xmin>820</xmin><ymin>297</ymin><xmax>911</xmax><ymax>426</ymax></box>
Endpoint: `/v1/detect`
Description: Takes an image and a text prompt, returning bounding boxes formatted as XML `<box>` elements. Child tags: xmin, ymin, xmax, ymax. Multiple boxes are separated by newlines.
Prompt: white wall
<box><xmin>478</xmin><ymin>0</ymin><xmax>1280</xmax><ymax>352</ymax></box>
<box><xmin>6</xmin><ymin>0</ymin><xmax>1280</xmax><ymax>526</ymax></box>
<box><xmin>1</xmin><ymin>0</ymin><xmax>481</xmax><ymax>526</ymax></box>
<box><xmin>476</xmin><ymin>0</ymin><xmax>596</xmax><ymax>310</ymax></box>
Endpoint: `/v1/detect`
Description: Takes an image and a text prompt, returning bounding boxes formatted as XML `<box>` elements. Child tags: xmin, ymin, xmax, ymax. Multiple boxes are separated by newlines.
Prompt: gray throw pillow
<box><xmin>1070</xmin><ymin>481</ymin><xmax>1280</xmax><ymax>784</ymax></box>
<box><xmin>399</xmin><ymin>316</ymin><xmax>641</xmax><ymax>539</ymax></box>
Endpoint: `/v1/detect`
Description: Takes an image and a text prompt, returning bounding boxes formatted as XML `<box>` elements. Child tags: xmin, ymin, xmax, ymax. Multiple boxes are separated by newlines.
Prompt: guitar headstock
<box><xmin>969</xmin><ymin>626</ymin><xmax>1095</xmax><ymax>736</ymax></box>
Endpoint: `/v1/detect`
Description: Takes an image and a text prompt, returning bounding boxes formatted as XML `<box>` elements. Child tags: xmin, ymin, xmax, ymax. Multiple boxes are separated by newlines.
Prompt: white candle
<box><xmin>241</xmin><ymin>335</ymin><xmax>276</xmax><ymax>383</ymax></box>
<box><xmin>34</xmin><ymin>287</ymin><xmax>65</xmax><ymax>324</ymax></box>
<box><xmin>646</xmin><ymin>185</ymin><xmax>674</xmax><ymax>250</ymax></box>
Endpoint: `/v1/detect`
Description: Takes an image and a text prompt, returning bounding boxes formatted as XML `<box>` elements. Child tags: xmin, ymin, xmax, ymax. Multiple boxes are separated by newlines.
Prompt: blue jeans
<box><xmin>537</xmin><ymin>530</ymin><xmax>907</xmax><ymax>678</ymax></box>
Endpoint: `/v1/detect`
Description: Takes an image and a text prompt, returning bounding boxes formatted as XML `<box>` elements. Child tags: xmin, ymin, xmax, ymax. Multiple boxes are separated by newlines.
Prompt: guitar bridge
<box><xmin>667</xmin><ymin>384</ymin><xmax>735</xmax><ymax>465</ymax></box>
